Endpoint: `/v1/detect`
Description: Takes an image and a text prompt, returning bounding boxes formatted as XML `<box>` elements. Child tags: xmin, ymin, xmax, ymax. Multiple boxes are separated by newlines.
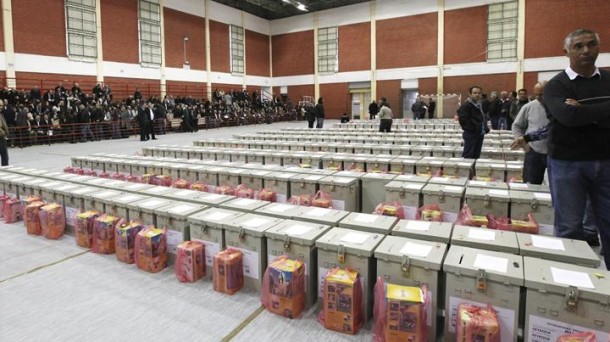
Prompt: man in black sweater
<box><xmin>545</xmin><ymin>28</ymin><xmax>610</xmax><ymax>268</ymax></box>
<box><xmin>458</xmin><ymin>85</ymin><xmax>489</xmax><ymax>158</ymax></box>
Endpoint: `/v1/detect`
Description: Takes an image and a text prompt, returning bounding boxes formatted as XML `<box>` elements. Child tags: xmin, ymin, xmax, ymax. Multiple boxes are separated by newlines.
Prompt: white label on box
<box><xmin>551</xmin><ymin>267</ymin><xmax>595</xmax><ymax>289</ymax></box>
<box><xmin>120</xmin><ymin>194</ymin><xmax>141</xmax><ymax>202</ymax></box>
<box><xmin>340</xmin><ymin>231</ymin><xmax>370</xmax><ymax>245</ymax></box>
<box><xmin>366</xmin><ymin>172</ymin><xmax>381</xmax><ymax>177</ymax></box>
<box><xmin>241</xmin><ymin>217</ymin><xmax>270</xmax><ymax>228</ymax></box>
<box><xmin>443</xmin><ymin>212</ymin><xmax>458</xmax><ymax>223</ymax></box>
<box><xmin>405</xmin><ymin>220</ymin><xmax>431</xmax><ymax>231</ymax></box>
<box><xmin>444</xmin><ymin>185</ymin><xmax>463</xmax><ymax>192</ymax></box>
<box><xmin>469</xmin><ymin>180</ymin><xmax>488</xmax><ymax>186</ymax></box>
<box><xmin>400</xmin><ymin>242</ymin><xmax>432</xmax><ymax>257</ymax></box>
<box><xmin>269</xmin><ymin>204</ymin><xmax>293</xmax><ymax>212</ymax></box>
<box><xmin>403</xmin><ymin>183</ymin><xmax>422</xmax><ymax>190</ymax></box>
<box><xmin>65</xmin><ymin>206</ymin><xmax>80</xmax><ymax>227</ymax></box>
<box><xmin>206</xmin><ymin>185</ymin><xmax>218</xmax><ymax>193</ymax></box>
<box><xmin>318</xmin><ymin>266</ymin><xmax>329</xmax><ymax>296</ymax></box>
<box><xmin>307</xmin><ymin>207</ymin><xmax>330</xmax><ymax>217</ymax></box>
<box><xmin>510</xmin><ymin>183</ymin><xmax>528</xmax><ymax>189</ymax></box>
<box><xmin>170</xmin><ymin>204</ymin><xmax>194</xmax><ymax>215</ymax></box>
<box><xmin>205</xmin><ymin>211</ymin><xmax>232</xmax><ymax>221</ymax></box>
<box><xmin>331</xmin><ymin>199</ymin><xmax>345</xmax><ymax>211</ymax></box>
<box><xmin>97</xmin><ymin>190</ymin><xmax>117</xmax><ymax>197</ymax></box>
<box><xmin>173</xmin><ymin>190</ymin><xmax>193</xmax><ymax>197</ymax></box>
<box><xmin>147</xmin><ymin>187</ymin><xmax>168</xmax><ymax>194</ymax></box>
<box><xmin>233</xmin><ymin>198</ymin><xmax>256</xmax><ymax>207</ymax></box>
<box><xmin>448</xmin><ymin>296</ymin><xmax>515</xmax><ymax>342</ymax></box>
<box><xmin>473</xmin><ymin>253</ymin><xmax>508</xmax><ymax>273</ymax></box>
<box><xmin>468</xmin><ymin>228</ymin><xmax>496</xmax><ymax>241</ymax></box>
<box><xmin>192</xmin><ymin>239</ymin><xmax>220</xmax><ymax>267</ymax></box>
<box><xmin>431</xmin><ymin>177</ymin><xmax>448</xmax><ymax>182</ymax></box>
<box><xmin>166</xmin><ymin>229</ymin><xmax>183</xmax><ymax>255</ymax></box>
<box><xmin>354</xmin><ymin>213</ymin><xmax>377</xmax><ymax>224</ymax></box>
<box><xmin>538</xmin><ymin>223</ymin><xmax>554</xmax><ymax>236</ymax></box>
<box><xmin>531</xmin><ymin>235</ymin><xmax>565</xmax><ymax>251</ymax></box>
<box><xmin>489</xmin><ymin>189</ymin><xmax>509</xmax><ymax>196</ymax></box>
<box><xmin>527</xmin><ymin>315</ymin><xmax>610</xmax><ymax>342</ymax></box>
<box><xmin>228</xmin><ymin>246</ymin><xmax>259</xmax><ymax>280</ymax></box>
<box><xmin>534</xmin><ymin>192</ymin><xmax>552</xmax><ymax>200</ymax></box>
<box><xmin>491</xmin><ymin>163</ymin><xmax>505</xmax><ymax>168</ymax></box>
<box><xmin>284</xmin><ymin>224</ymin><xmax>313</xmax><ymax>236</ymax></box>
<box><xmin>306</xmin><ymin>175</ymin><xmax>321</xmax><ymax>181</ymax></box>
<box><xmin>403</xmin><ymin>206</ymin><xmax>417</xmax><ymax>220</ymax></box>
<box><xmin>276</xmin><ymin>194</ymin><xmax>287</xmax><ymax>203</ymax></box>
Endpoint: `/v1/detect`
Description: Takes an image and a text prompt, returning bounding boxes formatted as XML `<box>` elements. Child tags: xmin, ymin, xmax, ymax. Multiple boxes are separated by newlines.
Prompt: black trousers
<box><xmin>523</xmin><ymin>149</ymin><xmax>547</xmax><ymax>184</ymax></box>
<box><xmin>461</xmin><ymin>130</ymin><xmax>484</xmax><ymax>159</ymax></box>
<box><xmin>379</xmin><ymin>119</ymin><xmax>392</xmax><ymax>132</ymax></box>
<box><xmin>0</xmin><ymin>139</ymin><xmax>8</xmax><ymax>166</ymax></box>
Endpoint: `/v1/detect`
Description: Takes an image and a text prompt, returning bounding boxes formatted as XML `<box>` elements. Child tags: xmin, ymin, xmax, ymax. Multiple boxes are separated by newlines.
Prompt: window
<box><xmin>487</xmin><ymin>1</ymin><xmax>518</xmax><ymax>61</ymax></box>
<box><xmin>139</xmin><ymin>0</ymin><xmax>162</xmax><ymax>65</ymax></box>
<box><xmin>230</xmin><ymin>25</ymin><xmax>244</xmax><ymax>75</ymax></box>
<box><xmin>318</xmin><ymin>27</ymin><xmax>338</xmax><ymax>74</ymax></box>
<box><xmin>65</xmin><ymin>0</ymin><xmax>97</xmax><ymax>59</ymax></box>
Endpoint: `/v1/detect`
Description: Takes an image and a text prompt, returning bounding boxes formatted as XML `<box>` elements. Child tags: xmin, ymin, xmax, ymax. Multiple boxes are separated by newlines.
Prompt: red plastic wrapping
<box><xmin>0</xmin><ymin>194</ymin><xmax>11</xmax><ymax>218</ymax></box>
<box><xmin>415</xmin><ymin>204</ymin><xmax>444</xmax><ymax>222</ymax></box>
<box><xmin>153</xmin><ymin>175</ymin><xmax>172</xmax><ymax>187</ymax></box>
<box><xmin>142</xmin><ymin>173</ymin><xmax>156</xmax><ymax>184</ymax></box>
<box><xmin>21</xmin><ymin>195</ymin><xmax>42</xmax><ymax>214</ymax></box>
<box><xmin>75</xmin><ymin>210</ymin><xmax>101</xmax><ymax>248</ymax></box>
<box><xmin>213</xmin><ymin>248</ymin><xmax>244</xmax><ymax>295</ymax></box>
<box><xmin>175</xmin><ymin>240</ymin><xmax>206</xmax><ymax>283</ymax></box>
<box><xmin>345</xmin><ymin>162</ymin><xmax>363</xmax><ymax>172</ymax></box>
<box><xmin>4</xmin><ymin>198</ymin><xmax>23</xmax><ymax>223</ymax></box>
<box><xmin>24</xmin><ymin>201</ymin><xmax>45</xmax><ymax>235</ymax></box>
<box><xmin>487</xmin><ymin>213</ymin><xmax>539</xmax><ymax>234</ymax></box>
<box><xmin>115</xmin><ymin>219</ymin><xmax>144</xmax><ymax>264</ymax></box>
<box><xmin>215</xmin><ymin>185</ymin><xmax>235</xmax><ymax>196</ymax></box>
<box><xmin>455</xmin><ymin>204</ymin><xmax>489</xmax><ymax>227</ymax></box>
<box><xmin>126</xmin><ymin>175</ymin><xmax>144</xmax><ymax>183</ymax></box>
<box><xmin>189</xmin><ymin>181</ymin><xmax>209</xmax><ymax>192</ymax></box>
<box><xmin>91</xmin><ymin>214</ymin><xmax>119</xmax><ymax>254</ymax></box>
<box><xmin>236</xmin><ymin>184</ymin><xmax>255</xmax><ymax>199</ymax></box>
<box><xmin>39</xmin><ymin>203</ymin><xmax>66</xmax><ymax>240</ymax></box>
<box><xmin>556</xmin><ymin>332</ymin><xmax>597</xmax><ymax>342</ymax></box>
<box><xmin>318</xmin><ymin>268</ymin><xmax>363</xmax><ymax>335</ymax></box>
<box><xmin>312</xmin><ymin>190</ymin><xmax>333</xmax><ymax>208</ymax></box>
<box><xmin>455</xmin><ymin>304</ymin><xmax>501</xmax><ymax>342</ymax></box>
<box><xmin>98</xmin><ymin>171</ymin><xmax>110</xmax><ymax>179</ymax></box>
<box><xmin>74</xmin><ymin>168</ymin><xmax>85</xmax><ymax>175</ymax></box>
<box><xmin>257</xmin><ymin>188</ymin><xmax>277</xmax><ymax>202</ymax></box>
<box><xmin>374</xmin><ymin>202</ymin><xmax>406</xmax><ymax>219</ymax></box>
<box><xmin>260</xmin><ymin>256</ymin><xmax>305</xmax><ymax>319</ymax></box>
<box><xmin>135</xmin><ymin>226</ymin><xmax>167</xmax><ymax>273</ymax></box>
<box><xmin>63</xmin><ymin>166</ymin><xmax>75</xmax><ymax>173</ymax></box>
<box><xmin>171</xmin><ymin>178</ymin><xmax>190</xmax><ymax>189</ymax></box>
<box><xmin>111</xmin><ymin>172</ymin><xmax>127</xmax><ymax>181</ymax></box>
<box><xmin>288</xmin><ymin>194</ymin><xmax>313</xmax><ymax>206</ymax></box>
<box><xmin>83</xmin><ymin>169</ymin><xmax>97</xmax><ymax>177</ymax></box>
<box><xmin>373</xmin><ymin>277</ymin><xmax>427</xmax><ymax>342</ymax></box>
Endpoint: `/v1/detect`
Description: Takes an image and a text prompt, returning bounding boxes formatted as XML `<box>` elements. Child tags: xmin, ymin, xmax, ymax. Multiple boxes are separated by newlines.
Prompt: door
<box><xmin>350</xmin><ymin>91</ymin><xmax>371</xmax><ymax>120</ymax></box>
<box><xmin>403</xmin><ymin>89</ymin><xmax>418</xmax><ymax>119</ymax></box>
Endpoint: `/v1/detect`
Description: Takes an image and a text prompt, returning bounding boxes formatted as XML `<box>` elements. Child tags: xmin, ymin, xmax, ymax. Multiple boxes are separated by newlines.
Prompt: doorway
<box><xmin>350</xmin><ymin>90</ymin><xmax>371</xmax><ymax>120</ymax></box>
<box><xmin>402</xmin><ymin>89</ymin><xmax>418</xmax><ymax>119</ymax></box>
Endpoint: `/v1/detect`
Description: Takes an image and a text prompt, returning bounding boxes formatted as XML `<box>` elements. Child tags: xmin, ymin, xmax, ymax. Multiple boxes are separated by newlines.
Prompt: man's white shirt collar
<box><xmin>565</xmin><ymin>66</ymin><xmax>601</xmax><ymax>80</ymax></box>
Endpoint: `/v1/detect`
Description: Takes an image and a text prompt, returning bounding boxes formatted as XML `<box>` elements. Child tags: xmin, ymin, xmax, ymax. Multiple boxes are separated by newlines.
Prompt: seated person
<box><xmin>340</xmin><ymin>112</ymin><xmax>350</xmax><ymax>123</ymax></box>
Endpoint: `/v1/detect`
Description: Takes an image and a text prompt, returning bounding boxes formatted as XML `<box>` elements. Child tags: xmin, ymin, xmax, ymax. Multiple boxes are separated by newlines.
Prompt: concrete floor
<box><xmin>0</xmin><ymin>120</ymin><xmax>376</xmax><ymax>342</ymax></box>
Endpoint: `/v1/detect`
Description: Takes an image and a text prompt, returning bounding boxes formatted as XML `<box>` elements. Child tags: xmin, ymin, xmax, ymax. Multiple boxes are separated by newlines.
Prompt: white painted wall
<box><xmin>14</xmin><ymin>54</ymin><xmax>97</xmax><ymax>76</ymax></box>
<box><xmin>164</xmin><ymin>0</ymin><xmax>205</xmax><ymax>18</ymax></box>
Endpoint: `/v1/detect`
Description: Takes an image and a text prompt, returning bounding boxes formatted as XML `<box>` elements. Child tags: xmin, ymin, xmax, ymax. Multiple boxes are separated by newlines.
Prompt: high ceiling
<box><xmin>213</xmin><ymin>0</ymin><xmax>371</xmax><ymax>20</ymax></box>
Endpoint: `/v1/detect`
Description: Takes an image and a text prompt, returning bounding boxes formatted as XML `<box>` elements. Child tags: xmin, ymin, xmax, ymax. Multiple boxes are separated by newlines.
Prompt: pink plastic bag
<box><xmin>126</xmin><ymin>175</ymin><xmax>144</xmax><ymax>183</ymax></box>
<box><xmin>153</xmin><ymin>175</ymin><xmax>172</xmax><ymax>187</ymax></box>
<box><xmin>175</xmin><ymin>240</ymin><xmax>206</xmax><ymax>282</ymax></box>
<box><xmin>39</xmin><ymin>203</ymin><xmax>66</xmax><ymax>240</ymax></box>
<box><xmin>260</xmin><ymin>256</ymin><xmax>305</xmax><ymax>319</ymax></box>
<box><xmin>189</xmin><ymin>181</ymin><xmax>208</xmax><ymax>192</ymax></box>
<box><xmin>312</xmin><ymin>190</ymin><xmax>332</xmax><ymax>209</ymax></box>
<box><xmin>415</xmin><ymin>204</ymin><xmax>444</xmax><ymax>222</ymax></box>
<box><xmin>455</xmin><ymin>204</ymin><xmax>489</xmax><ymax>227</ymax></box>
<box><xmin>75</xmin><ymin>210</ymin><xmax>101</xmax><ymax>248</ymax></box>
<box><xmin>135</xmin><ymin>226</ymin><xmax>167</xmax><ymax>273</ymax></box>
<box><xmin>288</xmin><ymin>194</ymin><xmax>313</xmax><ymax>206</ymax></box>
<box><xmin>213</xmin><ymin>248</ymin><xmax>243</xmax><ymax>294</ymax></box>
<box><xmin>115</xmin><ymin>219</ymin><xmax>144</xmax><ymax>264</ymax></box>
<box><xmin>111</xmin><ymin>172</ymin><xmax>127</xmax><ymax>181</ymax></box>
<box><xmin>456</xmin><ymin>304</ymin><xmax>501</xmax><ymax>342</ymax></box>
<box><xmin>25</xmin><ymin>201</ymin><xmax>45</xmax><ymax>235</ymax></box>
<box><xmin>83</xmin><ymin>169</ymin><xmax>97</xmax><ymax>177</ymax></box>
<box><xmin>98</xmin><ymin>171</ymin><xmax>110</xmax><ymax>179</ymax></box>
<box><xmin>487</xmin><ymin>213</ymin><xmax>539</xmax><ymax>234</ymax></box>
<box><xmin>171</xmin><ymin>178</ymin><xmax>190</xmax><ymax>189</ymax></box>
<box><xmin>0</xmin><ymin>194</ymin><xmax>11</xmax><ymax>218</ymax></box>
<box><xmin>257</xmin><ymin>188</ymin><xmax>277</xmax><ymax>202</ymax></box>
<box><xmin>318</xmin><ymin>268</ymin><xmax>363</xmax><ymax>335</ymax></box>
<box><xmin>236</xmin><ymin>184</ymin><xmax>255</xmax><ymax>199</ymax></box>
<box><xmin>91</xmin><ymin>214</ymin><xmax>119</xmax><ymax>254</ymax></box>
<box><xmin>4</xmin><ymin>198</ymin><xmax>23</xmax><ymax>223</ymax></box>
<box><xmin>63</xmin><ymin>166</ymin><xmax>76</xmax><ymax>173</ymax></box>
<box><xmin>374</xmin><ymin>202</ymin><xmax>406</xmax><ymax>220</ymax></box>
<box><xmin>215</xmin><ymin>185</ymin><xmax>235</xmax><ymax>196</ymax></box>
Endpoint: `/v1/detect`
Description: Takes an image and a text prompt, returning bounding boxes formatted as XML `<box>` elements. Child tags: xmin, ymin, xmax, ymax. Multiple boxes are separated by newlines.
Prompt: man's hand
<box><xmin>511</xmin><ymin>136</ymin><xmax>527</xmax><ymax>150</ymax></box>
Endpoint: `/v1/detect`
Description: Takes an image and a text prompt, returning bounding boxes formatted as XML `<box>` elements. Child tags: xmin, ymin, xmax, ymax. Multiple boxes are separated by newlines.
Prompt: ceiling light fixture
<box><xmin>282</xmin><ymin>0</ymin><xmax>308</xmax><ymax>12</ymax></box>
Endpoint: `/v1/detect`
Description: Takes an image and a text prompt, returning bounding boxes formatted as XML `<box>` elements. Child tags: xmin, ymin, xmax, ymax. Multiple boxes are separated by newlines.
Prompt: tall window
<box><xmin>487</xmin><ymin>1</ymin><xmax>518</xmax><ymax>61</ymax></box>
<box><xmin>139</xmin><ymin>0</ymin><xmax>162</xmax><ymax>65</ymax></box>
<box><xmin>230</xmin><ymin>25</ymin><xmax>244</xmax><ymax>75</ymax></box>
<box><xmin>318</xmin><ymin>27</ymin><xmax>338</xmax><ymax>74</ymax></box>
<box><xmin>65</xmin><ymin>0</ymin><xmax>97</xmax><ymax>59</ymax></box>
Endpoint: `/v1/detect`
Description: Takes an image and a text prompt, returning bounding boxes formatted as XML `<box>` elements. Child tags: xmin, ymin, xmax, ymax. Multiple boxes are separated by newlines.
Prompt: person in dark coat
<box><xmin>458</xmin><ymin>85</ymin><xmax>489</xmax><ymax>158</ymax></box>
<box><xmin>368</xmin><ymin>100</ymin><xmax>378</xmax><ymax>120</ymax></box>
<box><xmin>315</xmin><ymin>97</ymin><xmax>325</xmax><ymax>128</ymax></box>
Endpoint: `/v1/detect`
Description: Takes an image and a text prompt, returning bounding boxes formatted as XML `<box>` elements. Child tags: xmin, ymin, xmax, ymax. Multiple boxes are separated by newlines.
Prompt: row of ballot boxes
<box><xmin>0</xmin><ymin>166</ymin><xmax>606</xmax><ymax>341</ymax></box>
<box><xmin>77</xmin><ymin>152</ymin><xmax>524</xmax><ymax>183</ymax></box>
<box><xmin>67</xmin><ymin>156</ymin><xmax>556</xmax><ymax>236</ymax></box>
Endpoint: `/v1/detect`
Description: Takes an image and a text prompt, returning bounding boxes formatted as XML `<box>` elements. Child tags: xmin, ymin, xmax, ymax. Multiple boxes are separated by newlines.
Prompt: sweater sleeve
<box><xmin>511</xmin><ymin>105</ymin><xmax>528</xmax><ymax>137</ymax></box>
<box><xmin>545</xmin><ymin>77</ymin><xmax>610</xmax><ymax>127</ymax></box>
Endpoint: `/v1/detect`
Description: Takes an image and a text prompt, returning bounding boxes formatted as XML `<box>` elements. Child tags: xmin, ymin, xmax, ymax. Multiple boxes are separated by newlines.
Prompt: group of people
<box><xmin>458</xmin><ymin>29</ymin><xmax>610</xmax><ymax>267</ymax></box>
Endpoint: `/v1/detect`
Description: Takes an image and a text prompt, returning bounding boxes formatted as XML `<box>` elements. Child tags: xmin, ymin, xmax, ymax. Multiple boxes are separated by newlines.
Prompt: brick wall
<box><xmin>164</xmin><ymin>8</ymin><xmax>205</xmax><ymax>70</ymax></box>
<box><xmin>209</xmin><ymin>20</ymin><xmax>230</xmax><ymax>73</ymax></box>
<box><xmin>13</xmin><ymin>0</ymin><xmax>65</xmax><ymax>56</ymax></box>
<box><xmin>101</xmin><ymin>0</ymin><xmax>139</xmax><ymax>63</ymax></box>
<box><xmin>339</xmin><ymin>22</ymin><xmax>370</xmax><ymax>72</ymax></box>
<box><xmin>246</xmin><ymin>30</ymin><xmax>270</xmax><ymax>76</ymax></box>
<box><xmin>444</xmin><ymin>6</ymin><xmax>487</xmax><ymax>64</ymax></box>
<box><xmin>271</xmin><ymin>30</ymin><xmax>314</xmax><ymax>76</ymax></box>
